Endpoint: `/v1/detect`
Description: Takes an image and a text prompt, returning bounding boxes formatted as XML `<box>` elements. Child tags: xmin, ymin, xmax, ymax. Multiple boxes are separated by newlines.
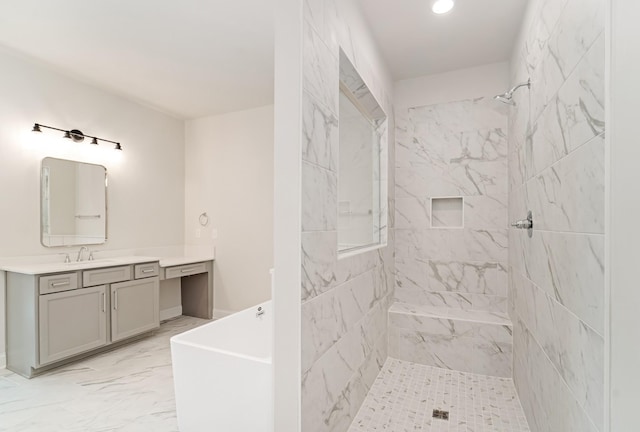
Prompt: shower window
<box><xmin>337</xmin><ymin>49</ymin><xmax>387</xmax><ymax>254</ymax></box>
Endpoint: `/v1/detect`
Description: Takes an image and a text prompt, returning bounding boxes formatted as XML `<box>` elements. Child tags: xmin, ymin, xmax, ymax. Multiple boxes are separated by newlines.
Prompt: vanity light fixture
<box><xmin>432</xmin><ymin>0</ymin><xmax>454</xmax><ymax>14</ymax></box>
<box><xmin>32</xmin><ymin>123</ymin><xmax>123</xmax><ymax>151</ymax></box>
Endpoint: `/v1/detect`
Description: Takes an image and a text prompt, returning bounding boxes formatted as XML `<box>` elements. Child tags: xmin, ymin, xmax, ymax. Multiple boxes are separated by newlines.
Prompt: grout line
<box><xmin>510</xmin><ymin>267</ymin><xmax>605</xmax><ymax>338</ymax></box>
<box><xmin>513</xmin><ymin>313</ymin><xmax>602</xmax><ymax>432</ymax></box>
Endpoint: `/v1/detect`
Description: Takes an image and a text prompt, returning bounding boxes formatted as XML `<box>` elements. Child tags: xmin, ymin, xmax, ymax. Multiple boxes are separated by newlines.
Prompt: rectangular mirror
<box><xmin>41</xmin><ymin>157</ymin><xmax>107</xmax><ymax>247</ymax></box>
<box><xmin>338</xmin><ymin>49</ymin><xmax>387</xmax><ymax>253</ymax></box>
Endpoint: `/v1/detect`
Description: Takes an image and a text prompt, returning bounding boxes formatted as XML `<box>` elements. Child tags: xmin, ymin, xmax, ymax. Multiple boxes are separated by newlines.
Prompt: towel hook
<box><xmin>199</xmin><ymin>212</ymin><xmax>209</xmax><ymax>227</ymax></box>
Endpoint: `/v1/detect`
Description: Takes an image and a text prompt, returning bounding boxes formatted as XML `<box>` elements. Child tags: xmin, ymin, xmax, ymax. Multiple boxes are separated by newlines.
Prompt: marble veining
<box><xmin>348</xmin><ymin>358</ymin><xmax>530</xmax><ymax>432</ymax></box>
<box><xmin>302</xmin><ymin>91</ymin><xmax>339</xmax><ymax>172</ymax></box>
<box><xmin>509</xmin><ymin>0</ymin><xmax>605</xmax><ymax>430</ymax></box>
<box><xmin>394</xmin><ymin>97</ymin><xmax>509</xmax><ymax>316</ymax></box>
<box><xmin>389</xmin><ymin>303</ymin><xmax>513</xmax><ymax>378</ymax></box>
<box><xmin>302</xmin><ymin>160</ymin><xmax>338</xmax><ymax>232</ymax></box>
<box><xmin>0</xmin><ymin>316</ymin><xmax>209</xmax><ymax>432</ymax></box>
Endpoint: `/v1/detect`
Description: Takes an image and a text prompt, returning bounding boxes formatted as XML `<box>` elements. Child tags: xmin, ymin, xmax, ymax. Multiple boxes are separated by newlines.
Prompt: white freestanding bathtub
<box><xmin>171</xmin><ymin>301</ymin><xmax>272</xmax><ymax>432</ymax></box>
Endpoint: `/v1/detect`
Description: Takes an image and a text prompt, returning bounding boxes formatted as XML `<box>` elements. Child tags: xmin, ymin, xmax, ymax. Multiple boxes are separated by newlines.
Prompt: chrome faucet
<box><xmin>76</xmin><ymin>246</ymin><xmax>89</xmax><ymax>262</ymax></box>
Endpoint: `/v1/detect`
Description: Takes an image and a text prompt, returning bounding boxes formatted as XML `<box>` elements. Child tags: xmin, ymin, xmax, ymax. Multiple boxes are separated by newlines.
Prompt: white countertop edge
<box><xmin>158</xmin><ymin>256</ymin><xmax>214</xmax><ymax>268</ymax></box>
<box><xmin>0</xmin><ymin>255</ymin><xmax>214</xmax><ymax>275</ymax></box>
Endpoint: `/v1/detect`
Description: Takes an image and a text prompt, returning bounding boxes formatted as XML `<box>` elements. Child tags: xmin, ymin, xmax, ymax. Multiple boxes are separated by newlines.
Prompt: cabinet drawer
<box><xmin>134</xmin><ymin>263</ymin><xmax>159</xmax><ymax>279</ymax></box>
<box><xmin>39</xmin><ymin>273</ymin><xmax>79</xmax><ymax>295</ymax></box>
<box><xmin>83</xmin><ymin>266</ymin><xmax>132</xmax><ymax>287</ymax></box>
<box><xmin>164</xmin><ymin>262</ymin><xmax>207</xmax><ymax>279</ymax></box>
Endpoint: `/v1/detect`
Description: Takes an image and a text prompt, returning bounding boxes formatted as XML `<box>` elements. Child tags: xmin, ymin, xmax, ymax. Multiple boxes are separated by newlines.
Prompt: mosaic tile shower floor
<box><xmin>348</xmin><ymin>358</ymin><xmax>530</xmax><ymax>432</ymax></box>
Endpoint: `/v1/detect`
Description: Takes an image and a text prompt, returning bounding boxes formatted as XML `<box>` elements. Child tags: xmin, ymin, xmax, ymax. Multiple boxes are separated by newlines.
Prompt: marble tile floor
<box><xmin>0</xmin><ymin>316</ymin><xmax>210</xmax><ymax>432</ymax></box>
<box><xmin>348</xmin><ymin>358</ymin><xmax>530</xmax><ymax>432</ymax></box>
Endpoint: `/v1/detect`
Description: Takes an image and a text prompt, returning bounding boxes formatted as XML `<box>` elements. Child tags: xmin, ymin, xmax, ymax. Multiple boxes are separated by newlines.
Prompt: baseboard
<box><xmin>213</xmin><ymin>308</ymin><xmax>236</xmax><ymax>319</ymax></box>
<box><xmin>0</xmin><ymin>353</ymin><xmax>6</xmax><ymax>369</ymax></box>
<box><xmin>160</xmin><ymin>306</ymin><xmax>183</xmax><ymax>322</ymax></box>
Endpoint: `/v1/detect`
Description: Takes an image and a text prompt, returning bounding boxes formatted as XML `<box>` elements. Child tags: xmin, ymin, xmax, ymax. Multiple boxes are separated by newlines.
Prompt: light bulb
<box><xmin>432</xmin><ymin>0</ymin><xmax>454</xmax><ymax>14</ymax></box>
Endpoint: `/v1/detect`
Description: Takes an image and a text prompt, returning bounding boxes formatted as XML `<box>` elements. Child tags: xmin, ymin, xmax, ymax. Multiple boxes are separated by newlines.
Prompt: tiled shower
<box><xmin>392</xmin><ymin>97</ymin><xmax>511</xmax><ymax>378</ymax></box>
<box><xmin>298</xmin><ymin>0</ymin><xmax>605</xmax><ymax>430</ymax></box>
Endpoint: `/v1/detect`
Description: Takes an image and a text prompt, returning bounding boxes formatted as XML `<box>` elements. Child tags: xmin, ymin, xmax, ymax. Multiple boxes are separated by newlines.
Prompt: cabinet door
<box><xmin>39</xmin><ymin>286</ymin><xmax>108</xmax><ymax>365</ymax></box>
<box><xmin>111</xmin><ymin>277</ymin><xmax>159</xmax><ymax>343</ymax></box>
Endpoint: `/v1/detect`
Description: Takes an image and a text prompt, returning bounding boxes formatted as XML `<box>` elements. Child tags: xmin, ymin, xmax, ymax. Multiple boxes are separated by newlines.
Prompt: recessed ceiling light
<box><xmin>432</xmin><ymin>0</ymin><xmax>455</xmax><ymax>14</ymax></box>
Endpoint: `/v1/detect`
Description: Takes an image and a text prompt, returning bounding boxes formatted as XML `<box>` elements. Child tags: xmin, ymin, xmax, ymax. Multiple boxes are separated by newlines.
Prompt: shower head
<box><xmin>494</xmin><ymin>79</ymin><xmax>531</xmax><ymax>106</ymax></box>
<box><xmin>494</xmin><ymin>93</ymin><xmax>515</xmax><ymax>105</ymax></box>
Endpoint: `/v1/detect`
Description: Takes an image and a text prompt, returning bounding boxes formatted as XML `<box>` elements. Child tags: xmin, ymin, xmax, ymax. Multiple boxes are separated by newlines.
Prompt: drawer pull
<box><xmin>114</xmin><ymin>291</ymin><xmax>118</xmax><ymax>310</ymax></box>
<box><xmin>51</xmin><ymin>281</ymin><xmax>70</xmax><ymax>287</ymax></box>
<box><xmin>102</xmin><ymin>293</ymin><xmax>106</xmax><ymax>312</ymax></box>
<box><xmin>141</xmin><ymin>268</ymin><xmax>155</xmax><ymax>273</ymax></box>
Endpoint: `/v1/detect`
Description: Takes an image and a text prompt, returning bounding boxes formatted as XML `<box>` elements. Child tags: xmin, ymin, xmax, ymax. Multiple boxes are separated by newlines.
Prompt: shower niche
<box><xmin>430</xmin><ymin>197</ymin><xmax>463</xmax><ymax>229</ymax></box>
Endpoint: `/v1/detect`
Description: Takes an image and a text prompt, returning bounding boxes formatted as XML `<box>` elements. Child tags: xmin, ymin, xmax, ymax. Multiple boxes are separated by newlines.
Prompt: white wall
<box><xmin>0</xmin><ymin>47</ymin><xmax>185</xmax><ymax>364</ymax></box>
<box><xmin>394</xmin><ymin>62</ymin><xmax>510</xmax><ymax>110</ymax></box>
<box><xmin>184</xmin><ymin>106</ymin><xmax>274</xmax><ymax>315</ymax></box>
<box><xmin>607</xmin><ymin>1</ymin><xmax>640</xmax><ymax>430</ymax></box>
<box><xmin>0</xmin><ymin>48</ymin><xmax>186</xmax><ymax>258</ymax></box>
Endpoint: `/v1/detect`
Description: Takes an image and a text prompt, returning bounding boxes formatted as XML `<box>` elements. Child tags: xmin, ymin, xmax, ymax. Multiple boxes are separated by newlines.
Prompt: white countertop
<box><xmin>0</xmin><ymin>254</ymin><xmax>214</xmax><ymax>275</ymax></box>
<box><xmin>158</xmin><ymin>255</ymin><xmax>213</xmax><ymax>268</ymax></box>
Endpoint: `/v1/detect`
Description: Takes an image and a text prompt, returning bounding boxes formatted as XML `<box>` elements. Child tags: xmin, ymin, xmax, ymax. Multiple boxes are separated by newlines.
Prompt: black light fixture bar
<box><xmin>32</xmin><ymin>123</ymin><xmax>122</xmax><ymax>150</ymax></box>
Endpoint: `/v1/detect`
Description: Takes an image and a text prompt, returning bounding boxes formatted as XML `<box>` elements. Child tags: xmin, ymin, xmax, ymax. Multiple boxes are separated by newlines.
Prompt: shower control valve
<box><xmin>511</xmin><ymin>211</ymin><xmax>534</xmax><ymax>237</ymax></box>
<box><xmin>511</xmin><ymin>219</ymin><xmax>532</xmax><ymax>229</ymax></box>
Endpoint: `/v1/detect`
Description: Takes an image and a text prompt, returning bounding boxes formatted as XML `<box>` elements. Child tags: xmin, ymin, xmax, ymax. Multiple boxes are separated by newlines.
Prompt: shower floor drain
<box><xmin>432</xmin><ymin>409</ymin><xmax>449</xmax><ymax>420</ymax></box>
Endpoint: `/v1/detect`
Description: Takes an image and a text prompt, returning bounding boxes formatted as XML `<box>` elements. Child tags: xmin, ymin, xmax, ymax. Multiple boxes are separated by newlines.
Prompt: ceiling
<box><xmin>0</xmin><ymin>0</ymin><xmax>274</xmax><ymax>119</ymax></box>
<box><xmin>0</xmin><ymin>1</ymin><xmax>527</xmax><ymax>117</ymax></box>
<box><xmin>357</xmin><ymin>0</ymin><xmax>529</xmax><ymax>80</ymax></box>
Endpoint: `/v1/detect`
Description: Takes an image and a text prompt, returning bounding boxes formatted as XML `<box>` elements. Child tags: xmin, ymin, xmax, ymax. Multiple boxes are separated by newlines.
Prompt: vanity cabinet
<box><xmin>5</xmin><ymin>261</ymin><xmax>160</xmax><ymax>378</ymax></box>
<box><xmin>111</xmin><ymin>278</ymin><xmax>159</xmax><ymax>342</ymax></box>
<box><xmin>39</xmin><ymin>285</ymin><xmax>108</xmax><ymax>365</ymax></box>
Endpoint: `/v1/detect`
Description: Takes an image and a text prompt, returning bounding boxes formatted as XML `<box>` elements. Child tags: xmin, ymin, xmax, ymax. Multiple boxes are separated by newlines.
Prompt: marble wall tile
<box><xmin>464</xmin><ymin>195</ymin><xmax>508</xmax><ymax>230</ymax></box>
<box><xmin>395</xmin><ymin>166</ymin><xmax>459</xmax><ymax>199</ymax></box>
<box><xmin>304</xmin><ymin>0</ymin><xmax>324</xmax><ymax>37</ymax></box>
<box><xmin>547</xmin><ymin>0</ymin><xmax>605</xmax><ymax>82</ymax></box>
<box><xmin>524</xmin><ymin>231</ymin><xmax>605</xmax><ymax>335</ymax></box>
<box><xmin>303</xmin><ymin>22</ymin><xmax>338</xmax><ymax>115</ymax></box>
<box><xmin>302</xmin><ymin>161</ymin><xmax>338</xmax><ymax>232</ymax></box>
<box><xmin>388</xmin><ymin>324</ymin><xmax>512</xmax><ymax>378</ymax></box>
<box><xmin>448</xmin><ymin>157</ymin><xmax>508</xmax><ymax>197</ymax></box>
<box><xmin>464</xmin><ymin>229</ymin><xmax>508</xmax><ymax>262</ymax></box>
<box><xmin>301</xmin><ymin>298</ymin><xmax>390</xmax><ymax>432</ymax></box>
<box><xmin>336</xmin><ymin>248</ymin><xmax>378</xmax><ymax>285</ymax></box>
<box><xmin>470</xmin><ymin>293</ymin><xmax>508</xmax><ymax>314</ymax></box>
<box><xmin>530</xmin><ymin>0</ymin><xmax>605</xmax><ymax>119</ymax></box>
<box><xmin>508</xmin><ymin>144</ymin><xmax>527</xmax><ymax>192</ymax></box>
<box><xmin>527</xmin><ymin>35</ymin><xmax>605</xmax><ymax>175</ymax></box>
<box><xmin>513</xmin><ymin>320</ymin><xmax>599</xmax><ymax>432</ymax></box>
<box><xmin>512</xmin><ymin>270</ymin><xmax>603</xmax><ymax>429</ymax></box>
<box><xmin>395</xmin><ymin>258</ymin><xmax>506</xmax><ymax>297</ymax></box>
<box><xmin>302</xmin><ymin>231</ymin><xmax>338</xmax><ymax>302</ymax></box>
<box><xmin>302</xmin><ymin>91</ymin><xmax>339</xmax><ymax>172</ymax></box>
<box><xmin>509</xmin><ymin>1</ymin><xmax>605</xmax><ymax>429</ymax></box>
<box><xmin>395</xmin><ymin>228</ymin><xmax>508</xmax><ymax>263</ymax></box>
<box><xmin>522</xmin><ymin>0</ymin><xmax>569</xmax><ymax>73</ymax></box>
<box><xmin>302</xmin><ymin>289</ymin><xmax>342</xmax><ymax>374</ymax></box>
<box><xmin>389</xmin><ymin>312</ymin><xmax>476</xmax><ymax>337</ymax></box>
<box><xmin>394</xmin><ymin>196</ymin><xmax>430</xmax><ymax>229</ymax></box>
<box><xmin>302</xmin><ymin>269</ymin><xmax>378</xmax><ymax>374</ymax></box>
<box><xmin>300</xmin><ymin>2</ymin><xmax>395</xmax><ymax>431</ymax></box>
<box><xmin>394</xmin><ymin>97</ymin><xmax>508</xmax><ymax>320</ymax></box>
<box><xmin>555</xmin><ymin>34</ymin><xmax>605</xmax><ymax>153</ymax></box>
<box><xmin>528</xmin><ymin>134</ymin><xmax>604</xmax><ymax>234</ymax></box>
